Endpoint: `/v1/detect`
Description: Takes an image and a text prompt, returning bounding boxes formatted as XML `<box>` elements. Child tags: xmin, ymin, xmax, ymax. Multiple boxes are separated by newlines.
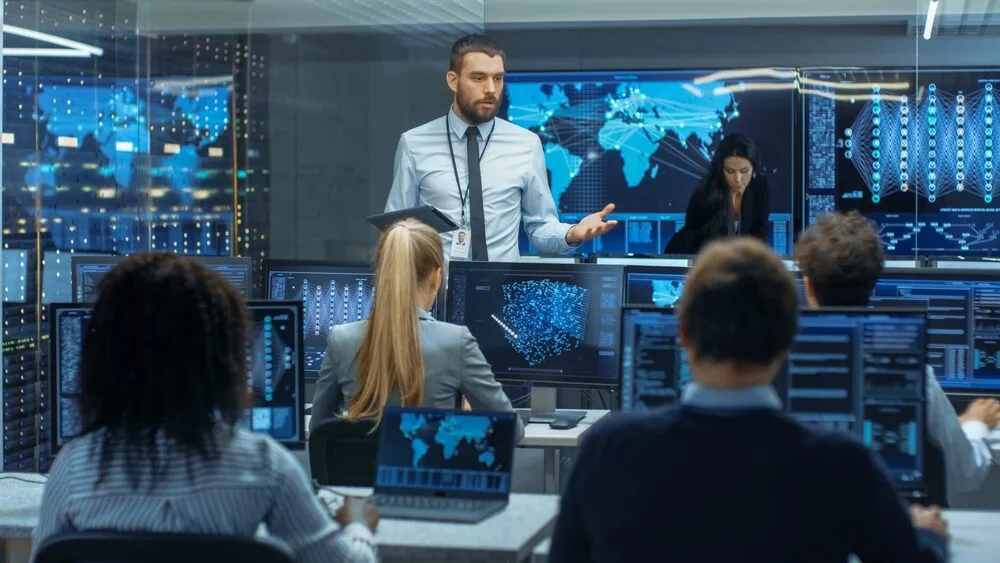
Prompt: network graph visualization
<box><xmin>447</xmin><ymin>262</ymin><xmax>623</xmax><ymax>388</ymax></box>
<box><xmin>504</xmin><ymin>69</ymin><xmax>795</xmax><ymax>255</ymax></box>
<box><xmin>495</xmin><ymin>279</ymin><xmax>590</xmax><ymax>366</ymax></box>
<box><xmin>805</xmin><ymin>68</ymin><xmax>1000</xmax><ymax>256</ymax></box>
<box><xmin>264</xmin><ymin>262</ymin><xmax>377</xmax><ymax>375</ymax></box>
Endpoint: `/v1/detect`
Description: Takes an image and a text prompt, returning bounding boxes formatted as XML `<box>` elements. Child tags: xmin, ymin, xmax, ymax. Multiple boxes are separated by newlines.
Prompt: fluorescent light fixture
<box><xmin>2</xmin><ymin>24</ymin><xmax>104</xmax><ymax>58</ymax></box>
<box><xmin>694</xmin><ymin>68</ymin><xmax>798</xmax><ymax>85</ymax></box>
<box><xmin>924</xmin><ymin>0</ymin><xmax>939</xmax><ymax>40</ymax></box>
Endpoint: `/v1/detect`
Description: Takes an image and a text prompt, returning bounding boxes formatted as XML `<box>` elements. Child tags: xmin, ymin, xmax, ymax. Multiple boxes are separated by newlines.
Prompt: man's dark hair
<box><xmin>80</xmin><ymin>253</ymin><xmax>251</xmax><ymax>488</ymax></box>
<box><xmin>678</xmin><ymin>238</ymin><xmax>798</xmax><ymax>369</ymax></box>
<box><xmin>450</xmin><ymin>34</ymin><xmax>505</xmax><ymax>72</ymax></box>
<box><xmin>794</xmin><ymin>210</ymin><xmax>885</xmax><ymax>307</ymax></box>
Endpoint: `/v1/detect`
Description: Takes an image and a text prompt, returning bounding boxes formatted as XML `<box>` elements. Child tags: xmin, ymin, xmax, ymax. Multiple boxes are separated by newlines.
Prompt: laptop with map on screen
<box><xmin>371</xmin><ymin>407</ymin><xmax>518</xmax><ymax>523</ymax></box>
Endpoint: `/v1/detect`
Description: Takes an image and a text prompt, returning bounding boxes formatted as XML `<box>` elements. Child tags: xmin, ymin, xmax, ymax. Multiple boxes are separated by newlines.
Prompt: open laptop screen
<box><xmin>374</xmin><ymin>407</ymin><xmax>517</xmax><ymax>500</ymax></box>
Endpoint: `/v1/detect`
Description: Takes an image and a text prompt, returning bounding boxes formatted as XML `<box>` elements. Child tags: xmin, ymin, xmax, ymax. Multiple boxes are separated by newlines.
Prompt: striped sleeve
<box><xmin>30</xmin><ymin>442</ymin><xmax>77</xmax><ymax>561</ymax></box>
<box><xmin>264</xmin><ymin>443</ymin><xmax>378</xmax><ymax>563</ymax></box>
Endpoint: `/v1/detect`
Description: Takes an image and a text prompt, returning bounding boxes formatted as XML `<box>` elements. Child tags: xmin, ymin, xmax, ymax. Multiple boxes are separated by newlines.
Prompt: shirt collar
<box><xmin>448</xmin><ymin>106</ymin><xmax>494</xmax><ymax>141</ymax></box>
<box><xmin>417</xmin><ymin>308</ymin><xmax>433</xmax><ymax>321</ymax></box>
<box><xmin>680</xmin><ymin>382</ymin><xmax>782</xmax><ymax>411</ymax></box>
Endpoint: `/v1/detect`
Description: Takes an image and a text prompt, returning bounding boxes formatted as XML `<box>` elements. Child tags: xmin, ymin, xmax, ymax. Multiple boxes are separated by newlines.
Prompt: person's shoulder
<box><xmin>584</xmin><ymin>409</ymin><xmax>681</xmax><ymax>447</ymax></box>
<box><xmin>494</xmin><ymin>117</ymin><xmax>541</xmax><ymax>142</ymax></box>
<box><xmin>422</xmin><ymin>319</ymin><xmax>471</xmax><ymax>348</ymax></box>
<box><xmin>798</xmin><ymin>424</ymin><xmax>878</xmax><ymax>471</ymax></box>
<box><xmin>400</xmin><ymin>115</ymin><xmax>448</xmax><ymax>143</ymax></box>
<box><xmin>224</xmin><ymin>427</ymin><xmax>302</xmax><ymax>477</ymax></box>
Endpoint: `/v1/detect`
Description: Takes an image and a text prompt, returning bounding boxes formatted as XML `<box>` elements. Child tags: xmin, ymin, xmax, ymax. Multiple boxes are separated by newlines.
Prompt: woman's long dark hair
<box><xmin>79</xmin><ymin>253</ymin><xmax>251</xmax><ymax>488</ymax></box>
<box><xmin>688</xmin><ymin>133</ymin><xmax>763</xmax><ymax>237</ymax></box>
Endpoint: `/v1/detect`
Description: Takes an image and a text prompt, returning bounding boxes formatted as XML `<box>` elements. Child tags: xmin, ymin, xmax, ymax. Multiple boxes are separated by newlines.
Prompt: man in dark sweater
<box><xmin>549</xmin><ymin>237</ymin><xmax>949</xmax><ymax>563</ymax></box>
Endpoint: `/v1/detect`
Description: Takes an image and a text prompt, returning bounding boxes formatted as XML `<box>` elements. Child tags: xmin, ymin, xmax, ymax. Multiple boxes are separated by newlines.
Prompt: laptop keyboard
<box><xmin>373</xmin><ymin>494</ymin><xmax>495</xmax><ymax>512</ymax></box>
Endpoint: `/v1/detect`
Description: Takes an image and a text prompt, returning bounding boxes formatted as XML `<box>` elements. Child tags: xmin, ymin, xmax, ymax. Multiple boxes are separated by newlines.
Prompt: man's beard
<box><xmin>456</xmin><ymin>88</ymin><xmax>500</xmax><ymax>125</ymax></box>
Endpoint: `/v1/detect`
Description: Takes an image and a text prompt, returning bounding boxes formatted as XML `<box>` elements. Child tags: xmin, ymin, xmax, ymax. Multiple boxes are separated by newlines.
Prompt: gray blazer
<box><xmin>310</xmin><ymin>309</ymin><xmax>525</xmax><ymax>442</ymax></box>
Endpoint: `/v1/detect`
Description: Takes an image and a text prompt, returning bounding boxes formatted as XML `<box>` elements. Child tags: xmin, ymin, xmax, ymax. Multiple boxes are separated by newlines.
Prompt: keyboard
<box><xmin>372</xmin><ymin>494</ymin><xmax>507</xmax><ymax>523</ymax></box>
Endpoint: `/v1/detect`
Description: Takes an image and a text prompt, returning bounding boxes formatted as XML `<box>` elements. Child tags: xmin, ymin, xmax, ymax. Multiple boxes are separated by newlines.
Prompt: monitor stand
<box><xmin>524</xmin><ymin>388</ymin><xmax>586</xmax><ymax>425</ymax></box>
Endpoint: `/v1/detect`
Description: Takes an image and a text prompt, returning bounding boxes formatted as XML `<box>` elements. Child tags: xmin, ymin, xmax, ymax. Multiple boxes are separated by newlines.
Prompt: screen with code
<box><xmin>619</xmin><ymin>306</ymin><xmax>927</xmax><ymax>489</ymax></box>
<box><xmin>71</xmin><ymin>255</ymin><xmax>253</xmax><ymax>302</ymax></box>
<box><xmin>874</xmin><ymin>268</ymin><xmax>1000</xmax><ymax>392</ymax></box>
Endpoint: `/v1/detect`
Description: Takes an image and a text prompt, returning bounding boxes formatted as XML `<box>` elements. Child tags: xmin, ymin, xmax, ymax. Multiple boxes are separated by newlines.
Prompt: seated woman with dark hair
<box><xmin>32</xmin><ymin>254</ymin><xmax>377</xmax><ymax>563</ymax></box>
<box><xmin>664</xmin><ymin>133</ymin><xmax>771</xmax><ymax>254</ymax></box>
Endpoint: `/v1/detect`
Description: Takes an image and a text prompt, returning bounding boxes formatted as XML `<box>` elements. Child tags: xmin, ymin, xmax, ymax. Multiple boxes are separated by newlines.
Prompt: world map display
<box><xmin>503</xmin><ymin>69</ymin><xmax>796</xmax><ymax>255</ymax></box>
<box><xmin>398</xmin><ymin>412</ymin><xmax>502</xmax><ymax>470</ymax></box>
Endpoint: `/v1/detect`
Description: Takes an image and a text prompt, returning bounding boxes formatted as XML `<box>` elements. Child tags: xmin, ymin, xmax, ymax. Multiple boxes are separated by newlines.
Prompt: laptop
<box><xmin>371</xmin><ymin>407</ymin><xmax>518</xmax><ymax>523</ymax></box>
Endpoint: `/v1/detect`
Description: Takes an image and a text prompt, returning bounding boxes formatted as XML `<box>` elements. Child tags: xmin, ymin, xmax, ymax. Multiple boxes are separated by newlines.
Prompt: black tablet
<box><xmin>367</xmin><ymin>205</ymin><xmax>459</xmax><ymax>233</ymax></box>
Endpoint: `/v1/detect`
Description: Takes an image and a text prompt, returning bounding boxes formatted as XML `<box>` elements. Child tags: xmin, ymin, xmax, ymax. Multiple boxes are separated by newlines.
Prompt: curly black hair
<box><xmin>79</xmin><ymin>253</ymin><xmax>251</xmax><ymax>487</ymax></box>
<box><xmin>794</xmin><ymin>211</ymin><xmax>885</xmax><ymax>307</ymax></box>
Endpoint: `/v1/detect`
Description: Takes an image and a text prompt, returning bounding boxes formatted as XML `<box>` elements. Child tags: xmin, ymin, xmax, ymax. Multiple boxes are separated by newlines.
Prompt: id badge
<box><xmin>450</xmin><ymin>228</ymin><xmax>471</xmax><ymax>260</ymax></box>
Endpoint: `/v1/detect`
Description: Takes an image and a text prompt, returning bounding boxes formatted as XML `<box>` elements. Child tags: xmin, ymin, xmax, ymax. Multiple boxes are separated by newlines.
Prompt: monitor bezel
<box><xmin>70</xmin><ymin>255</ymin><xmax>254</xmax><ymax>302</ymax></box>
<box><xmin>47</xmin><ymin>299</ymin><xmax>308</xmax><ymax>454</ymax></box>
<box><xmin>373</xmin><ymin>406</ymin><xmax>519</xmax><ymax>501</ymax></box>
<box><xmin>445</xmin><ymin>261</ymin><xmax>624</xmax><ymax>390</ymax></box>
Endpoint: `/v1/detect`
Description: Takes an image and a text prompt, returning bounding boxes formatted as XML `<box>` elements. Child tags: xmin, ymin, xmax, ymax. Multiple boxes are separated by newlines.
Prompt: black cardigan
<box><xmin>664</xmin><ymin>175</ymin><xmax>771</xmax><ymax>255</ymax></box>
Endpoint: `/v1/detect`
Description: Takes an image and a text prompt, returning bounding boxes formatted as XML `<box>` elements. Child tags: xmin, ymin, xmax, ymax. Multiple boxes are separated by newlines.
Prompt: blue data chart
<box><xmin>264</xmin><ymin>263</ymin><xmax>377</xmax><ymax>375</ymax></box>
<box><xmin>503</xmin><ymin>69</ymin><xmax>796</xmax><ymax>255</ymax></box>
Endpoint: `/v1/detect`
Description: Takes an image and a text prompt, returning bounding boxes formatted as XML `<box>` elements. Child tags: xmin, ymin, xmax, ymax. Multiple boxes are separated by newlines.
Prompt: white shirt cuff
<box><xmin>961</xmin><ymin>419</ymin><xmax>991</xmax><ymax>440</ymax></box>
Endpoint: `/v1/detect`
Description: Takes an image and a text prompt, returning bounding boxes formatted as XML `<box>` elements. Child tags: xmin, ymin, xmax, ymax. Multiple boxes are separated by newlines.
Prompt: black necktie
<box><xmin>466</xmin><ymin>127</ymin><xmax>489</xmax><ymax>261</ymax></box>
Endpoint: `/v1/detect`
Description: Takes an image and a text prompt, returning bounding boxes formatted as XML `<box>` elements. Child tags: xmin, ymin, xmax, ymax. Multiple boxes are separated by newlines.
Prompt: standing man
<box><xmin>384</xmin><ymin>34</ymin><xmax>617</xmax><ymax>262</ymax></box>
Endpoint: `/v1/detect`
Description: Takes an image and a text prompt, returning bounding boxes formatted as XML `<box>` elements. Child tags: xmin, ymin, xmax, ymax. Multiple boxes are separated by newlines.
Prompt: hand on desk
<box><xmin>910</xmin><ymin>505</ymin><xmax>948</xmax><ymax>537</ymax></box>
<box><xmin>336</xmin><ymin>496</ymin><xmax>380</xmax><ymax>533</ymax></box>
<box><xmin>959</xmin><ymin>398</ymin><xmax>1000</xmax><ymax>427</ymax></box>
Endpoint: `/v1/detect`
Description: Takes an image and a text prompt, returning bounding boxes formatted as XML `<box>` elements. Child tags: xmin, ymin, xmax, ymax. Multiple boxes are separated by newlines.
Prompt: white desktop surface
<box><xmin>518</xmin><ymin>410</ymin><xmax>610</xmax><ymax>448</ymax></box>
<box><xmin>0</xmin><ymin>475</ymin><xmax>557</xmax><ymax>563</ymax></box>
<box><xmin>528</xmin><ymin>512</ymin><xmax>1000</xmax><ymax>563</ymax></box>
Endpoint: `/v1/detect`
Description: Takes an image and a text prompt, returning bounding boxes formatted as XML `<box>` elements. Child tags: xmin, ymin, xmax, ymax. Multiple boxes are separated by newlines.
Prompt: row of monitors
<box><xmin>621</xmin><ymin>306</ymin><xmax>928</xmax><ymax>495</ymax></box>
<box><xmin>48</xmin><ymin>293</ymin><xmax>926</xmax><ymax>495</ymax></box>
<box><xmin>49</xmin><ymin>301</ymin><xmax>306</xmax><ymax>453</ymax></box>
<box><xmin>63</xmin><ymin>255</ymin><xmax>1000</xmax><ymax>393</ymax></box>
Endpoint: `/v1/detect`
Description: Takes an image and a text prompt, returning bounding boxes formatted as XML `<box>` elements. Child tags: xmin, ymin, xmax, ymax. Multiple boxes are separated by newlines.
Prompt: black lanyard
<box><xmin>446</xmin><ymin>111</ymin><xmax>496</xmax><ymax>226</ymax></box>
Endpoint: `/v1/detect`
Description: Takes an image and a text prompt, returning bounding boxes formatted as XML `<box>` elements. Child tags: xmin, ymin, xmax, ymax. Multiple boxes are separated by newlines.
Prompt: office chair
<box><xmin>309</xmin><ymin>417</ymin><xmax>379</xmax><ymax>486</ymax></box>
<box><xmin>923</xmin><ymin>438</ymin><xmax>948</xmax><ymax>508</ymax></box>
<box><xmin>33</xmin><ymin>532</ymin><xmax>295</xmax><ymax>563</ymax></box>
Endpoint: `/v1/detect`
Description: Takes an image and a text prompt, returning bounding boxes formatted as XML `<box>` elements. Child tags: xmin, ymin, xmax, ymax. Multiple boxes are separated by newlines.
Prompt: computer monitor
<box><xmin>623</xmin><ymin>264</ymin><xmax>807</xmax><ymax>307</ymax></box>
<box><xmin>619</xmin><ymin>306</ymin><xmax>927</xmax><ymax>493</ymax></box>
<box><xmin>446</xmin><ymin>261</ymin><xmax>624</xmax><ymax>424</ymax></box>
<box><xmin>49</xmin><ymin>300</ymin><xmax>306</xmax><ymax>452</ymax></box>
<box><xmin>874</xmin><ymin>268</ymin><xmax>1000</xmax><ymax>393</ymax></box>
<box><xmin>71</xmin><ymin>255</ymin><xmax>253</xmax><ymax>302</ymax></box>
<box><xmin>263</xmin><ymin>259</ymin><xmax>377</xmax><ymax>377</ymax></box>
<box><xmin>624</xmin><ymin>265</ymin><xmax>689</xmax><ymax>307</ymax></box>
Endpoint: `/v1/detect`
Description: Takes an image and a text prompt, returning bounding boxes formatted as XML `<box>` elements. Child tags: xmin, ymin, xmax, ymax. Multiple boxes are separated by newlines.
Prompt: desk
<box><xmin>528</xmin><ymin>511</ymin><xmax>1000</xmax><ymax>563</ymax></box>
<box><xmin>518</xmin><ymin>410</ymin><xmax>609</xmax><ymax>494</ymax></box>
<box><xmin>0</xmin><ymin>475</ymin><xmax>558</xmax><ymax>563</ymax></box>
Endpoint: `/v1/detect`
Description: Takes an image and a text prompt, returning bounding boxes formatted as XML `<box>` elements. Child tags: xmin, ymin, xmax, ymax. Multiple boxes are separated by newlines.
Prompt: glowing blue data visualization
<box><xmin>264</xmin><ymin>262</ymin><xmax>377</xmax><ymax>375</ymax></box>
<box><xmin>503</xmin><ymin>69</ymin><xmax>796</xmax><ymax>255</ymax></box>
<box><xmin>3</xmin><ymin>76</ymin><xmax>237</xmax><ymax>256</ymax></box>
<box><xmin>496</xmin><ymin>279</ymin><xmax>590</xmax><ymax>366</ymax></box>
<box><xmin>447</xmin><ymin>262</ymin><xmax>623</xmax><ymax>388</ymax></box>
<box><xmin>804</xmin><ymin>68</ymin><xmax>1000</xmax><ymax>255</ymax></box>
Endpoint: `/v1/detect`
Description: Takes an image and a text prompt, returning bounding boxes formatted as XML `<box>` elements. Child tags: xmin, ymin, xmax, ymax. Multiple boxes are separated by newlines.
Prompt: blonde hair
<box><xmin>347</xmin><ymin>219</ymin><xmax>444</xmax><ymax>424</ymax></box>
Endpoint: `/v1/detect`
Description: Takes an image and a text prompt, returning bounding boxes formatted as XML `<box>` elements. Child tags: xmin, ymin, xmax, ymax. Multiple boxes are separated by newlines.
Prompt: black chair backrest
<box><xmin>308</xmin><ymin>417</ymin><xmax>379</xmax><ymax>486</ymax></box>
<box><xmin>33</xmin><ymin>532</ymin><xmax>295</xmax><ymax>563</ymax></box>
<box><xmin>923</xmin><ymin>437</ymin><xmax>948</xmax><ymax>508</ymax></box>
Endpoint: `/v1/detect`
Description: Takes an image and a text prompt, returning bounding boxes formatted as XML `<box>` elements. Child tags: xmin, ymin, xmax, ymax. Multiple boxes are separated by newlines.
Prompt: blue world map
<box><xmin>505</xmin><ymin>79</ymin><xmax>737</xmax><ymax>211</ymax></box>
<box><xmin>25</xmin><ymin>80</ymin><xmax>230</xmax><ymax>197</ymax></box>
<box><xmin>399</xmin><ymin>413</ymin><xmax>500</xmax><ymax>469</ymax></box>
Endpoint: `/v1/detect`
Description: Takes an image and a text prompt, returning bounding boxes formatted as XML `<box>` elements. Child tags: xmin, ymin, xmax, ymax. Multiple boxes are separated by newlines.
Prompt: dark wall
<box><xmin>265</xmin><ymin>22</ymin><xmax>1000</xmax><ymax>261</ymax></box>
